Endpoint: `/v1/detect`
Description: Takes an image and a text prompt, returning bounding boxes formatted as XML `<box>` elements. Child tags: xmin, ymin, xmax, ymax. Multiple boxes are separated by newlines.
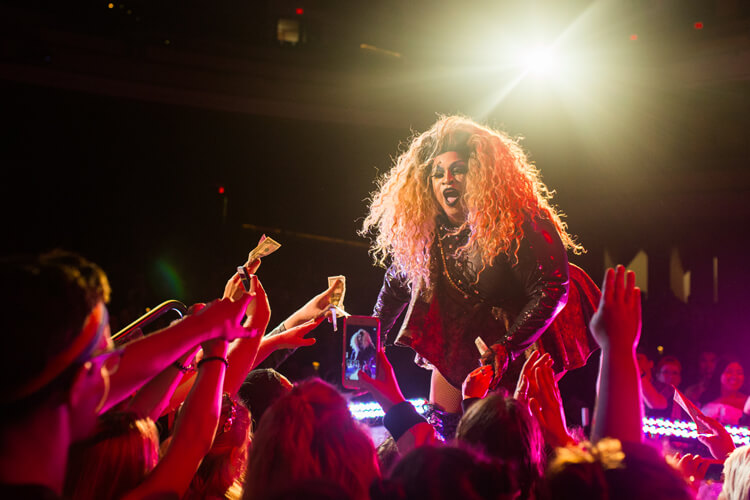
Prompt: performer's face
<box><xmin>431</xmin><ymin>151</ymin><xmax>467</xmax><ymax>224</ymax></box>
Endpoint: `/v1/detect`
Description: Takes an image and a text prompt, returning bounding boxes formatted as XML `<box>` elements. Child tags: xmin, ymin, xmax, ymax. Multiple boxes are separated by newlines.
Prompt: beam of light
<box><xmin>476</xmin><ymin>1</ymin><xmax>606</xmax><ymax>117</ymax></box>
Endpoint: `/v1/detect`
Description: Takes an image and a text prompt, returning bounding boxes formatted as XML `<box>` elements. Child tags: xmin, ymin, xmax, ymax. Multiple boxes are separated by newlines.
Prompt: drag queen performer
<box><xmin>362</xmin><ymin>116</ymin><xmax>600</xmax><ymax>421</ymax></box>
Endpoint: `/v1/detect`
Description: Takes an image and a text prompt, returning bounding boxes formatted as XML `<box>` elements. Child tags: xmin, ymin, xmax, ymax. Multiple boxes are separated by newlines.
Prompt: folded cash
<box><xmin>328</xmin><ymin>275</ymin><xmax>346</xmax><ymax>311</ymax></box>
<box><xmin>247</xmin><ymin>236</ymin><xmax>281</xmax><ymax>263</ymax></box>
<box><xmin>475</xmin><ymin>336</ymin><xmax>490</xmax><ymax>356</ymax></box>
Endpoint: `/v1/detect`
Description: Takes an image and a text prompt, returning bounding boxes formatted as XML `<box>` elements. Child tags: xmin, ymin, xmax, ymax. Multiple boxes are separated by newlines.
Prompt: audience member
<box><xmin>237</xmin><ymin>368</ymin><xmax>293</xmax><ymax>427</ymax></box>
<box><xmin>0</xmin><ymin>253</ymin><xmax>120</xmax><ymax>498</ymax></box>
<box><xmin>544</xmin><ymin>266</ymin><xmax>693</xmax><ymax>500</ymax></box>
<box><xmin>642</xmin><ymin>355</ymin><xmax>685</xmax><ymax>420</ymax></box>
<box><xmin>700</xmin><ymin>357</ymin><xmax>749</xmax><ymax>426</ymax></box>
<box><xmin>64</xmin><ymin>412</ymin><xmax>159</xmax><ymax>500</ymax></box>
<box><xmin>243</xmin><ymin>379</ymin><xmax>380</xmax><ymax>500</ymax></box>
<box><xmin>184</xmin><ymin>395</ymin><xmax>252</xmax><ymax>500</ymax></box>
<box><xmin>455</xmin><ymin>394</ymin><xmax>544</xmax><ymax>499</ymax></box>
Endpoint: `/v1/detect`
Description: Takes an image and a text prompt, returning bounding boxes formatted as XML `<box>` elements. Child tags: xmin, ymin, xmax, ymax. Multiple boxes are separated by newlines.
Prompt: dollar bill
<box><xmin>247</xmin><ymin>236</ymin><xmax>281</xmax><ymax>263</ymax></box>
<box><xmin>672</xmin><ymin>386</ymin><xmax>712</xmax><ymax>434</ymax></box>
<box><xmin>328</xmin><ymin>275</ymin><xmax>346</xmax><ymax>309</ymax></box>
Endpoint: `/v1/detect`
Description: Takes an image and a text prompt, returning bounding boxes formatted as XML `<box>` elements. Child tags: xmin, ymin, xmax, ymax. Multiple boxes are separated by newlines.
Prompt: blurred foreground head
<box><xmin>544</xmin><ymin>439</ymin><xmax>693</xmax><ymax>500</ymax></box>
<box><xmin>243</xmin><ymin>379</ymin><xmax>378</xmax><ymax>500</ymax></box>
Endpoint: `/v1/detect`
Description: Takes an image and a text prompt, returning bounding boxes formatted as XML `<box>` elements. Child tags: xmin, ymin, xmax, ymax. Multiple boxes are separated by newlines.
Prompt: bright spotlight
<box><xmin>522</xmin><ymin>46</ymin><xmax>560</xmax><ymax>76</ymax></box>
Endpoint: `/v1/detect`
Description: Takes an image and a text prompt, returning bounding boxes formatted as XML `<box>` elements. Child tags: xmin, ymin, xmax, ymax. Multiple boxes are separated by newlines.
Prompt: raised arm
<box><xmin>101</xmin><ymin>293</ymin><xmax>254</xmax><ymax>413</ymax></box>
<box><xmin>590</xmin><ymin>265</ymin><xmax>643</xmax><ymax>443</ymax></box>
<box><xmin>219</xmin><ymin>275</ymin><xmax>270</xmax><ymax>397</ymax></box>
<box><xmin>122</xmin><ymin>339</ymin><xmax>229</xmax><ymax>500</ymax></box>
<box><xmin>359</xmin><ymin>349</ymin><xmax>437</xmax><ymax>454</ymax></box>
<box><xmin>127</xmin><ymin>347</ymin><xmax>200</xmax><ymax>421</ymax></box>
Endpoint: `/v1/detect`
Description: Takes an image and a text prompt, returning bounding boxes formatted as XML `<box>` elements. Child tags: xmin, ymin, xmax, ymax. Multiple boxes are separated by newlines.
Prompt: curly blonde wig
<box><xmin>361</xmin><ymin>115</ymin><xmax>583</xmax><ymax>290</ymax></box>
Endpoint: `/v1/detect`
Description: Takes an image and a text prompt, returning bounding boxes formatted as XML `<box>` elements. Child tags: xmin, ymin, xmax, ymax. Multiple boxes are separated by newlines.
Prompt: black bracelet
<box><xmin>197</xmin><ymin>356</ymin><xmax>229</xmax><ymax>368</ymax></box>
<box><xmin>173</xmin><ymin>360</ymin><xmax>194</xmax><ymax>373</ymax></box>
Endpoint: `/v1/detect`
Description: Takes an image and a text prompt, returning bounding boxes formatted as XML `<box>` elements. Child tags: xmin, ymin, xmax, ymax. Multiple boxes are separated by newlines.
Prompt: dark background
<box><xmin>2</xmin><ymin>0</ymin><xmax>750</xmax><ymax>397</ymax></box>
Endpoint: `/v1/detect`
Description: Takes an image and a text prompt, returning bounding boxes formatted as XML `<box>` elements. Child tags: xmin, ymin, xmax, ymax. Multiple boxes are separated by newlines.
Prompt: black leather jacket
<box><xmin>373</xmin><ymin>216</ymin><xmax>571</xmax><ymax>388</ymax></box>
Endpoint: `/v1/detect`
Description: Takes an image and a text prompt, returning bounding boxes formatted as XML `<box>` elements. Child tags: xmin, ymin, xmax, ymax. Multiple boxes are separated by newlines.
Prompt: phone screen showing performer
<box><xmin>342</xmin><ymin>315</ymin><xmax>380</xmax><ymax>389</ymax></box>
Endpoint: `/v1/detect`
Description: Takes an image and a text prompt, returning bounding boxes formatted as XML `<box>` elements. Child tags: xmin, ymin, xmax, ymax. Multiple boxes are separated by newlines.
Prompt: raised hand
<box><xmin>589</xmin><ymin>265</ymin><xmax>644</xmax><ymax>443</ymax></box>
<box><xmin>673</xmin><ymin>453</ymin><xmax>712</xmax><ymax>492</ymax></box>
<box><xmin>695</xmin><ymin>412</ymin><xmax>736</xmax><ymax>460</ymax></box>
<box><xmin>191</xmin><ymin>292</ymin><xmax>256</xmax><ymax>341</ymax></box>
<box><xmin>590</xmin><ymin>265</ymin><xmax>641</xmax><ymax>351</ymax></box>
<box><xmin>513</xmin><ymin>350</ymin><xmax>542</xmax><ymax>405</ymax></box>
<box><xmin>284</xmin><ymin>279</ymin><xmax>342</xmax><ymax>328</ymax></box>
<box><xmin>527</xmin><ymin>357</ymin><xmax>575</xmax><ymax>447</ymax></box>
<box><xmin>223</xmin><ymin>258</ymin><xmax>261</xmax><ymax>302</ymax></box>
<box><xmin>243</xmin><ymin>275</ymin><xmax>271</xmax><ymax>337</ymax></box>
<box><xmin>261</xmin><ymin>317</ymin><xmax>324</xmax><ymax>351</ymax></box>
<box><xmin>358</xmin><ymin>349</ymin><xmax>406</xmax><ymax>412</ymax></box>
<box><xmin>462</xmin><ymin>365</ymin><xmax>493</xmax><ymax>400</ymax></box>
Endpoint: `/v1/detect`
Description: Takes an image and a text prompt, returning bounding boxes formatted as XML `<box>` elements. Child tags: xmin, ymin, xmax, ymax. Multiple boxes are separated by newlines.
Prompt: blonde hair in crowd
<box><xmin>720</xmin><ymin>445</ymin><xmax>750</xmax><ymax>500</ymax></box>
<box><xmin>361</xmin><ymin>115</ymin><xmax>582</xmax><ymax>290</ymax></box>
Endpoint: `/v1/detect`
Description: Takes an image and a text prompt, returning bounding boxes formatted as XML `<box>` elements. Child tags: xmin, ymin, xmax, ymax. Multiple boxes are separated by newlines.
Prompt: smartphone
<box><xmin>237</xmin><ymin>266</ymin><xmax>251</xmax><ymax>292</ymax></box>
<box><xmin>342</xmin><ymin>315</ymin><xmax>380</xmax><ymax>390</ymax></box>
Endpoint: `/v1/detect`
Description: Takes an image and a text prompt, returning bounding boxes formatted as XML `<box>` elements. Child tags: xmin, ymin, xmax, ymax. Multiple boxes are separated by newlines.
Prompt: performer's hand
<box><xmin>481</xmin><ymin>343</ymin><xmax>509</xmax><ymax>389</ymax></box>
<box><xmin>462</xmin><ymin>365</ymin><xmax>493</xmax><ymax>400</ymax></box>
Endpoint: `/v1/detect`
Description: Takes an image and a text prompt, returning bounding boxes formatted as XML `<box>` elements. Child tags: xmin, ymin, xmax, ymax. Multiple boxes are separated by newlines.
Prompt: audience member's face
<box><xmin>699</xmin><ymin>352</ymin><xmax>718</xmax><ymax>379</ymax></box>
<box><xmin>431</xmin><ymin>151</ymin><xmax>467</xmax><ymax>225</ymax></box>
<box><xmin>637</xmin><ymin>353</ymin><xmax>653</xmax><ymax>375</ymax></box>
<box><xmin>721</xmin><ymin>362</ymin><xmax>745</xmax><ymax>393</ymax></box>
<box><xmin>657</xmin><ymin>362</ymin><xmax>681</xmax><ymax>387</ymax></box>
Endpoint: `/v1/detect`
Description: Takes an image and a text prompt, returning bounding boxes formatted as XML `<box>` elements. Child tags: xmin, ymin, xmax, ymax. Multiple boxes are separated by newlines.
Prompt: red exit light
<box><xmin>694</xmin><ymin>21</ymin><xmax>704</xmax><ymax>29</ymax></box>
<box><xmin>296</xmin><ymin>7</ymin><xmax>304</xmax><ymax>15</ymax></box>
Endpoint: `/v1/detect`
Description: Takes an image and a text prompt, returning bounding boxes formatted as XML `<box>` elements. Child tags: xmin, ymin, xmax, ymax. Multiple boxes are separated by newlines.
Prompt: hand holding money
<box><xmin>281</xmin><ymin>277</ymin><xmax>346</xmax><ymax>331</ymax></box>
<box><xmin>246</xmin><ymin>235</ymin><xmax>281</xmax><ymax>264</ymax></box>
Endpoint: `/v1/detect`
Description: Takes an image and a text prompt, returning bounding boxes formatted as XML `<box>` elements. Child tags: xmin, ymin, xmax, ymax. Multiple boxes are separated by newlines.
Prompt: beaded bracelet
<box><xmin>197</xmin><ymin>356</ymin><xmax>229</xmax><ymax>368</ymax></box>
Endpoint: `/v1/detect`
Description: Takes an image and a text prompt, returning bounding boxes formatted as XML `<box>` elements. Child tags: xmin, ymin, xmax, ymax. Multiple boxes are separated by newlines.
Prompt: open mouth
<box><xmin>443</xmin><ymin>188</ymin><xmax>461</xmax><ymax>207</ymax></box>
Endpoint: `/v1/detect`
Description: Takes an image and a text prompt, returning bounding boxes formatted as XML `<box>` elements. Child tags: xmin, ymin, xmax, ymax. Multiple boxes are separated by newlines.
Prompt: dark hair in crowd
<box><xmin>371</xmin><ymin>444</ymin><xmax>518</xmax><ymax>500</ymax></box>
<box><xmin>455</xmin><ymin>394</ymin><xmax>545</xmax><ymax>499</ymax></box>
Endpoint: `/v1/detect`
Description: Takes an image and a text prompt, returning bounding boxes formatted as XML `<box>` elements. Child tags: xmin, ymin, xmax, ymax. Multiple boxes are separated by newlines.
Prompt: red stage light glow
<box><xmin>296</xmin><ymin>8</ymin><xmax>304</xmax><ymax>15</ymax></box>
<box><xmin>694</xmin><ymin>22</ymin><xmax>703</xmax><ymax>29</ymax></box>
<box><xmin>630</xmin><ymin>34</ymin><xmax>638</xmax><ymax>41</ymax></box>
<box><xmin>218</xmin><ymin>186</ymin><xmax>225</xmax><ymax>194</ymax></box>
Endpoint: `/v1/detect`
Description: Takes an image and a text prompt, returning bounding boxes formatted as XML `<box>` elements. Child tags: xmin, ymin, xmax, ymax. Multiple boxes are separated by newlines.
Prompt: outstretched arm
<box><xmin>101</xmin><ymin>293</ymin><xmax>254</xmax><ymax>413</ymax></box>
<box><xmin>590</xmin><ymin>265</ymin><xmax>643</xmax><ymax>444</ymax></box>
<box><xmin>127</xmin><ymin>347</ymin><xmax>200</xmax><ymax>421</ymax></box>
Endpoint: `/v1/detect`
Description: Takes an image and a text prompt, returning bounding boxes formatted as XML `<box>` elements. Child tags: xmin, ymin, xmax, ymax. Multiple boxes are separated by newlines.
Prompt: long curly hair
<box><xmin>361</xmin><ymin>115</ymin><xmax>583</xmax><ymax>290</ymax></box>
